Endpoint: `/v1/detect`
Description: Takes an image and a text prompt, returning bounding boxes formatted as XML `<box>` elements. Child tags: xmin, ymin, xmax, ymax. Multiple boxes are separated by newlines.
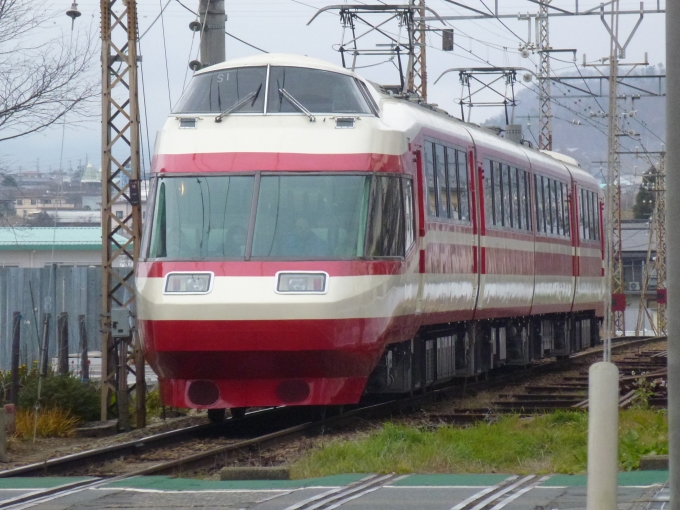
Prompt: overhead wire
<box><xmin>158</xmin><ymin>0</ymin><xmax>174</xmax><ymax>109</ymax></box>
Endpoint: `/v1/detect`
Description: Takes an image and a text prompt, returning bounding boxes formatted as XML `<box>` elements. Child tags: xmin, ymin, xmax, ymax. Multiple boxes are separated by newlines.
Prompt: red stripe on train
<box><xmin>152</xmin><ymin>152</ymin><xmax>406</xmax><ymax>173</ymax></box>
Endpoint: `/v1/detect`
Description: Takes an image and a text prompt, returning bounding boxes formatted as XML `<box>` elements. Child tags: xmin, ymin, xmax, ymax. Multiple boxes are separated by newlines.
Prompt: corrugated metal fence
<box><xmin>0</xmin><ymin>267</ymin><xmax>133</xmax><ymax>371</ymax></box>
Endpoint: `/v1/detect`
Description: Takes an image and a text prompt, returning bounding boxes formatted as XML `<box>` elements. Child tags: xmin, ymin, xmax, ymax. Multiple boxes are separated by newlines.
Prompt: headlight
<box><xmin>164</xmin><ymin>273</ymin><xmax>212</xmax><ymax>293</ymax></box>
<box><xmin>276</xmin><ymin>272</ymin><xmax>327</xmax><ymax>294</ymax></box>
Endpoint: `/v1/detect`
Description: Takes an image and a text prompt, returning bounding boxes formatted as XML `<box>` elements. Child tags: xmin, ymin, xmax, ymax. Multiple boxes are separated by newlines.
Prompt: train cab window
<box><xmin>425</xmin><ymin>139</ymin><xmax>470</xmax><ymax>223</ymax></box>
<box><xmin>148</xmin><ymin>176</ymin><xmax>255</xmax><ymax>260</ymax></box>
<box><xmin>252</xmin><ymin>175</ymin><xmax>369</xmax><ymax>259</ymax></box>
<box><xmin>366</xmin><ymin>176</ymin><xmax>406</xmax><ymax>257</ymax></box>
<box><xmin>173</xmin><ymin>67</ymin><xmax>267</xmax><ymax>114</ymax></box>
<box><xmin>267</xmin><ymin>67</ymin><xmax>373</xmax><ymax>115</ymax></box>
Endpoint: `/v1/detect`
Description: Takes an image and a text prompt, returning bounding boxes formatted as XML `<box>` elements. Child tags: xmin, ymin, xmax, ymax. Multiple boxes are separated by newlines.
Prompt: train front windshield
<box><xmin>147</xmin><ymin>174</ymin><xmax>411</xmax><ymax>260</ymax></box>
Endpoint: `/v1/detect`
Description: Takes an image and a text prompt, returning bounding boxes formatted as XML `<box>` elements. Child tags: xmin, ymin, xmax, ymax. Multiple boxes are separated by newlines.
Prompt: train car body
<box><xmin>136</xmin><ymin>54</ymin><xmax>605</xmax><ymax>412</ymax></box>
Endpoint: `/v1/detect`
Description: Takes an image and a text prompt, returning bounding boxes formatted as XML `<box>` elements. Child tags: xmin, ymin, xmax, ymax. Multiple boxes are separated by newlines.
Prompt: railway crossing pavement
<box><xmin>0</xmin><ymin>472</ymin><xmax>669</xmax><ymax>509</ymax></box>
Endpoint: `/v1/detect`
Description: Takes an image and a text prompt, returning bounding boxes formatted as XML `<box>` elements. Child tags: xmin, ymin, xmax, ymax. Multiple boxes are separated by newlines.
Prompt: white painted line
<box><xmin>449</xmin><ymin>476</ymin><xmax>518</xmax><ymax>510</ymax></box>
<box><xmin>488</xmin><ymin>476</ymin><xmax>550</xmax><ymax>509</ymax></box>
<box><xmin>469</xmin><ymin>475</ymin><xmax>535</xmax><ymax>510</ymax></box>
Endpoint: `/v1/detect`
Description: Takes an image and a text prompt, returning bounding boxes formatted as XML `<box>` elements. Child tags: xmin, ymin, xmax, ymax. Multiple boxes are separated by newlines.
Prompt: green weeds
<box><xmin>291</xmin><ymin>409</ymin><xmax>667</xmax><ymax>478</ymax></box>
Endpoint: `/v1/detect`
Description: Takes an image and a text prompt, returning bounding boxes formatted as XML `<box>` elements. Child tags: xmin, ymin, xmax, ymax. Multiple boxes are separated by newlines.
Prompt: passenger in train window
<box><xmin>224</xmin><ymin>225</ymin><xmax>247</xmax><ymax>257</ymax></box>
<box><xmin>283</xmin><ymin>218</ymin><xmax>327</xmax><ymax>257</ymax></box>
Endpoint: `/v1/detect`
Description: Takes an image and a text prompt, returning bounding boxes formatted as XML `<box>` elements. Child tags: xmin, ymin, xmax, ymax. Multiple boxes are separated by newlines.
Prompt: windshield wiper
<box><xmin>279</xmin><ymin>88</ymin><xmax>316</xmax><ymax>122</ymax></box>
<box><xmin>214</xmin><ymin>84</ymin><xmax>262</xmax><ymax>123</ymax></box>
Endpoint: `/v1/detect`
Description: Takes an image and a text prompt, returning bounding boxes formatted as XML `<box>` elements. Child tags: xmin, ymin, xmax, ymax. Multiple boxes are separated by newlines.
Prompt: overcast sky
<box><xmin>0</xmin><ymin>0</ymin><xmax>666</xmax><ymax>174</ymax></box>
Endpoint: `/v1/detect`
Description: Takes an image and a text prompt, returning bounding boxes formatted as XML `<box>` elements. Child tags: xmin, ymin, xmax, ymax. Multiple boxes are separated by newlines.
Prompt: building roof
<box><xmin>621</xmin><ymin>220</ymin><xmax>656</xmax><ymax>253</ymax></box>
<box><xmin>0</xmin><ymin>227</ymin><xmax>125</xmax><ymax>251</ymax></box>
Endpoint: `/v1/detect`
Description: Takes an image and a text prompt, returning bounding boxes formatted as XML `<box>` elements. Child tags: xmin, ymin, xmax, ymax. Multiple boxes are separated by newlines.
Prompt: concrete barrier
<box><xmin>0</xmin><ymin>408</ymin><xmax>8</xmax><ymax>462</ymax></box>
<box><xmin>4</xmin><ymin>404</ymin><xmax>15</xmax><ymax>435</ymax></box>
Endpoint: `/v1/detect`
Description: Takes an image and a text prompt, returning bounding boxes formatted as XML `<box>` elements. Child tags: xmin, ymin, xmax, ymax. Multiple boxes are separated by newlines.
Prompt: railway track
<box><xmin>0</xmin><ymin>335</ymin><xmax>666</xmax><ymax>490</ymax></box>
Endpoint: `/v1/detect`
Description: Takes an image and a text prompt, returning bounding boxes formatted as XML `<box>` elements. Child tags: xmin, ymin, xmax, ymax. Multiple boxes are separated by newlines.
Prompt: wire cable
<box><xmin>158</xmin><ymin>0</ymin><xmax>173</xmax><ymax>110</ymax></box>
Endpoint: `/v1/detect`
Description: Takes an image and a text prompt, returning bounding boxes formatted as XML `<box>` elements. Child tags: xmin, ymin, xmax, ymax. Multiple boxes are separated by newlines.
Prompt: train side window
<box><xmin>366</xmin><ymin>176</ymin><xmax>405</xmax><ymax>257</ymax></box>
<box><xmin>579</xmin><ymin>188</ymin><xmax>585</xmax><ymax>240</ymax></box>
<box><xmin>511</xmin><ymin>167</ymin><xmax>521</xmax><ymax>229</ymax></box>
<box><xmin>458</xmin><ymin>150</ymin><xmax>470</xmax><ymax>221</ymax></box>
<box><xmin>519</xmin><ymin>170</ymin><xmax>528</xmax><ymax>230</ymax></box>
<box><xmin>534</xmin><ymin>175</ymin><xmax>543</xmax><ymax>233</ymax></box>
<box><xmin>583</xmin><ymin>189</ymin><xmax>591</xmax><ymax>240</ymax></box>
<box><xmin>542</xmin><ymin>177</ymin><xmax>552</xmax><ymax>234</ymax></box>
<box><xmin>493</xmin><ymin>162</ymin><xmax>503</xmax><ymax>226</ymax></box>
<box><xmin>502</xmin><ymin>164</ymin><xmax>511</xmax><ymax>227</ymax></box>
<box><xmin>484</xmin><ymin>160</ymin><xmax>494</xmax><ymax>226</ymax></box>
<box><xmin>551</xmin><ymin>179</ymin><xmax>560</xmax><ymax>235</ymax></box>
<box><xmin>556</xmin><ymin>182</ymin><xmax>564</xmax><ymax>236</ymax></box>
<box><xmin>435</xmin><ymin>144</ymin><xmax>447</xmax><ymax>218</ymax></box>
<box><xmin>562</xmin><ymin>183</ymin><xmax>570</xmax><ymax>237</ymax></box>
<box><xmin>590</xmin><ymin>191</ymin><xmax>598</xmax><ymax>241</ymax></box>
<box><xmin>403</xmin><ymin>178</ymin><xmax>415</xmax><ymax>250</ymax></box>
<box><xmin>594</xmin><ymin>192</ymin><xmax>601</xmax><ymax>240</ymax></box>
<box><xmin>424</xmin><ymin>141</ymin><xmax>437</xmax><ymax>217</ymax></box>
<box><xmin>446</xmin><ymin>147</ymin><xmax>459</xmax><ymax>219</ymax></box>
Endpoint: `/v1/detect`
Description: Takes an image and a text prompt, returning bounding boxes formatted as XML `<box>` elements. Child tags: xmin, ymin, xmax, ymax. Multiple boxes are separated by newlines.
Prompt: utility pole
<box><xmin>408</xmin><ymin>0</ymin><xmax>427</xmax><ymax>101</ymax></box>
<box><xmin>101</xmin><ymin>0</ymin><xmax>145</xmax><ymax>430</ymax></box>
<box><xmin>666</xmin><ymin>0</ymin><xmax>680</xmax><ymax>504</ymax></box>
<box><xmin>538</xmin><ymin>1</ymin><xmax>552</xmax><ymax>150</ymax></box>
<box><xmin>198</xmin><ymin>0</ymin><xmax>226</xmax><ymax>68</ymax></box>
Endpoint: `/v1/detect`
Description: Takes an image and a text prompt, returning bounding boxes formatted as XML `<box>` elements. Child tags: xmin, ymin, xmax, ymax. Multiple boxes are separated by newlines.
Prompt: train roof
<box><xmin>196</xmin><ymin>53</ymin><xmax>360</xmax><ymax>78</ymax></box>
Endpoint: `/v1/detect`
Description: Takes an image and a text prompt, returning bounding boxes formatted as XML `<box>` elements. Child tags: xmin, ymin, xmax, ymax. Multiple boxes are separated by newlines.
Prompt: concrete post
<box><xmin>586</xmin><ymin>361</ymin><xmax>620</xmax><ymax>510</ymax></box>
<box><xmin>198</xmin><ymin>0</ymin><xmax>225</xmax><ymax>68</ymax></box>
<box><xmin>665</xmin><ymin>1</ymin><xmax>680</xmax><ymax>506</ymax></box>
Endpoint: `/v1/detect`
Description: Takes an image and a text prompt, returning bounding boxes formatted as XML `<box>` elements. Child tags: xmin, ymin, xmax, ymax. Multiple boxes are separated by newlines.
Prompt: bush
<box><xmin>19</xmin><ymin>373</ymin><xmax>100</xmax><ymax>422</ymax></box>
<box><xmin>14</xmin><ymin>408</ymin><xmax>79</xmax><ymax>439</ymax></box>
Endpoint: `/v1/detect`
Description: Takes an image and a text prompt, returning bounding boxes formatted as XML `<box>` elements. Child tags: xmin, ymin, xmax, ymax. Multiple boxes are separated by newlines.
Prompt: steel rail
<box><xmin>0</xmin><ymin>336</ymin><xmax>666</xmax><ymax>481</ymax></box>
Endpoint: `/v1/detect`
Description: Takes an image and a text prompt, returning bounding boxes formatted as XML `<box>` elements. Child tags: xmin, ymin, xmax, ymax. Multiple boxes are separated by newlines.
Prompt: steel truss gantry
<box><xmin>100</xmin><ymin>0</ymin><xmax>145</xmax><ymax>430</ymax></box>
<box><xmin>308</xmin><ymin>4</ymin><xmax>444</xmax><ymax>98</ymax></box>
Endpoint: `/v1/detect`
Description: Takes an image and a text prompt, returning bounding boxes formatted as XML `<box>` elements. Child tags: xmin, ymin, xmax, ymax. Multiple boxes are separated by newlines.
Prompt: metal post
<box><xmin>57</xmin><ymin>313</ymin><xmax>69</xmax><ymax>375</ymax></box>
<box><xmin>408</xmin><ymin>0</ymin><xmax>427</xmax><ymax>100</ymax></box>
<box><xmin>79</xmin><ymin>315</ymin><xmax>89</xmax><ymax>381</ymax></box>
<box><xmin>665</xmin><ymin>0</ymin><xmax>679</xmax><ymax>505</ymax></box>
<box><xmin>10</xmin><ymin>312</ymin><xmax>20</xmax><ymax>406</ymax></box>
<box><xmin>40</xmin><ymin>313</ymin><xmax>50</xmax><ymax>377</ymax></box>
<box><xmin>538</xmin><ymin>1</ymin><xmax>552</xmax><ymax>151</ymax></box>
<box><xmin>134</xmin><ymin>332</ymin><xmax>146</xmax><ymax>428</ymax></box>
<box><xmin>198</xmin><ymin>0</ymin><xmax>226</xmax><ymax>68</ymax></box>
<box><xmin>100</xmin><ymin>0</ymin><xmax>145</xmax><ymax>427</ymax></box>
<box><xmin>606</xmin><ymin>1</ymin><xmax>625</xmax><ymax>337</ymax></box>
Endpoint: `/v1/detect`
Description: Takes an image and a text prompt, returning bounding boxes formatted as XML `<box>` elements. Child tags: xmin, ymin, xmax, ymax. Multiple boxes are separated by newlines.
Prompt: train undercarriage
<box><xmin>365</xmin><ymin>313</ymin><xmax>601</xmax><ymax>394</ymax></box>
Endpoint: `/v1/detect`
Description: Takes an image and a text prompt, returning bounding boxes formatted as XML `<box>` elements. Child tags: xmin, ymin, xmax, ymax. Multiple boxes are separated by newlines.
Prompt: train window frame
<box><xmin>423</xmin><ymin>137</ymin><xmax>471</xmax><ymax>225</ymax></box>
<box><xmin>532</xmin><ymin>173</ymin><xmax>571</xmax><ymax>239</ymax></box>
<box><xmin>403</xmin><ymin>177</ymin><xmax>416</xmax><ymax>254</ymax></box>
<box><xmin>266</xmin><ymin>66</ymin><xmax>375</xmax><ymax>116</ymax></box>
<box><xmin>484</xmin><ymin>159</ymin><xmax>531</xmax><ymax>232</ymax></box>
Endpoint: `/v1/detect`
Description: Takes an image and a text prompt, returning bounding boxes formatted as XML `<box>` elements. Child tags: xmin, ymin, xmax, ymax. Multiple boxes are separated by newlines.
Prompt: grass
<box><xmin>13</xmin><ymin>408</ymin><xmax>80</xmax><ymax>439</ymax></box>
<box><xmin>291</xmin><ymin>409</ymin><xmax>668</xmax><ymax>478</ymax></box>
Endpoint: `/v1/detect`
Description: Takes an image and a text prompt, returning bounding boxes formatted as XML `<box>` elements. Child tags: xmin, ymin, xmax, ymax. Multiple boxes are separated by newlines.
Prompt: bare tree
<box><xmin>0</xmin><ymin>0</ymin><xmax>98</xmax><ymax>143</ymax></box>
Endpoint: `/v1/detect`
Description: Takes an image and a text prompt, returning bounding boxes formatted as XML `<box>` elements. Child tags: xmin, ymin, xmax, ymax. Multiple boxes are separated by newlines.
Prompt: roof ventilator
<box><xmin>179</xmin><ymin>118</ymin><xmax>197</xmax><ymax>129</ymax></box>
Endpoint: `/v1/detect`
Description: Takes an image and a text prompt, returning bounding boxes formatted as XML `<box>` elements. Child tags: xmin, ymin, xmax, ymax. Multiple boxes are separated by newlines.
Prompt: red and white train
<box><xmin>137</xmin><ymin>54</ymin><xmax>605</xmax><ymax>418</ymax></box>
